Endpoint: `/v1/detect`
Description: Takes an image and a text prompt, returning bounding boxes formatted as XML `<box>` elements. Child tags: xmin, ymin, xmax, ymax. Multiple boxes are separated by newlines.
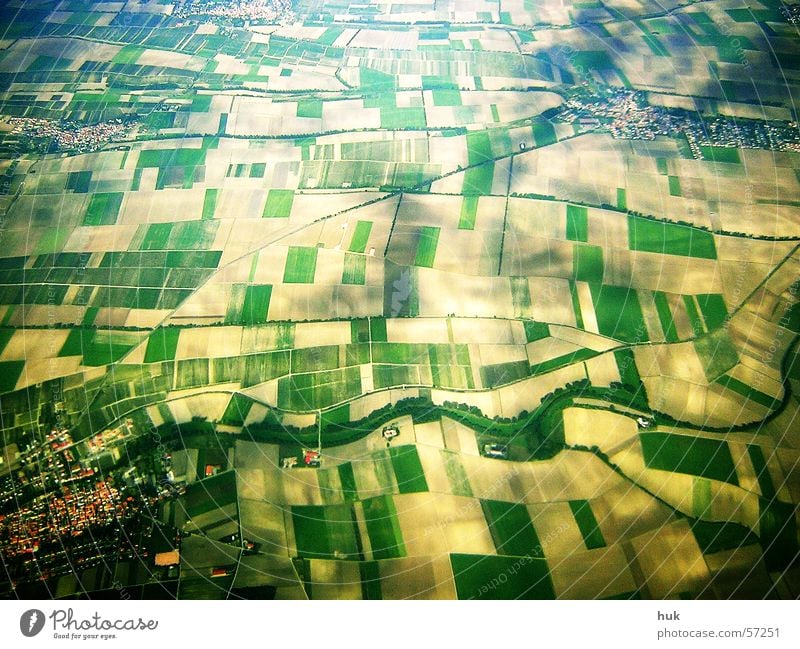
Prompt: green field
<box><xmin>641</xmin><ymin>432</ymin><xmax>739</xmax><ymax>485</ymax></box>
<box><xmin>263</xmin><ymin>189</ymin><xmax>294</xmax><ymax>218</ymax></box>
<box><xmin>694</xmin><ymin>329</ymin><xmax>739</xmax><ymax>381</ymax></box>
<box><xmin>0</xmin><ymin>360</ymin><xmax>24</xmax><ymax>393</ymax></box>
<box><xmin>241</xmin><ymin>285</ymin><xmax>272</xmax><ymax>325</ymax></box>
<box><xmin>283</xmin><ymin>246</ymin><xmax>318</xmax><ymax>283</ymax></box>
<box><xmin>569</xmin><ymin>500</ymin><xmax>606</xmax><ymax>549</ymax></box>
<box><xmin>202</xmin><ymin>189</ymin><xmax>218</xmax><ymax>220</ymax></box>
<box><xmin>450</xmin><ymin>554</ymin><xmax>554</xmax><ymax>599</ymax></box>
<box><xmin>389</xmin><ymin>446</ymin><xmax>428</xmax><ymax>493</ymax></box>
<box><xmin>566</xmin><ymin>205</ymin><xmax>588</xmax><ymax>242</ymax></box>
<box><xmin>362</xmin><ymin>495</ymin><xmax>405</xmax><ymax>560</ymax></box>
<box><xmin>653</xmin><ymin>291</ymin><xmax>679</xmax><ymax>342</ymax></box>
<box><xmin>292</xmin><ymin>504</ymin><xmax>359</xmax><ymax>560</ymax></box>
<box><xmin>143</xmin><ymin>327</ymin><xmax>181</xmax><ymax>363</ymax></box>
<box><xmin>716</xmin><ymin>374</ymin><xmax>780</xmax><ymax>409</ymax></box>
<box><xmin>414</xmin><ymin>226</ymin><xmax>440</xmax><ymax>267</ymax></box>
<box><xmin>628</xmin><ymin>216</ymin><xmax>717</xmax><ymax>259</ymax></box>
<box><xmin>458</xmin><ymin>196</ymin><xmax>479</xmax><ymax>230</ymax></box>
<box><xmin>83</xmin><ymin>192</ymin><xmax>123</xmax><ymax>226</ymax></box>
<box><xmin>573</xmin><ymin>244</ymin><xmax>603</xmax><ymax>281</ymax></box>
<box><xmin>462</xmin><ymin>162</ymin><xmax>494</xmax><ymax>195</ymax></box>
<box><xmin>589</xmin><ymin>284</ymin><xmax>648</xmax><ymax>342</ymax></box>
<box><xmin>481</xmin><ymin>500</ymin><xmax>542</xmax><ymax>557</ymax></box>
<box><xmin>747</xmin><ymin>444</ymin><xmax>776</xmax><ymax>498</ymax></box>
<box><xmin>342</xmin><ymin>253</ymin><xmax>367</xmax><ymax>285</ymax></box>
<box><xmin>348</xmin><ymin>221</ymin><xmax>373</xmax><ymax>253</ymax></box>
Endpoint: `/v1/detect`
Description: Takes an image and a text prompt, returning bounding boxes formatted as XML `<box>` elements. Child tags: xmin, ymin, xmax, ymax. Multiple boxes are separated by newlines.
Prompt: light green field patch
<box><xmin>668</xmin><ymin>175</ymin><xmax>682</xmax><ymax>197</ymax></box>
<box><xmin>462</xmin><ymin>162</ymin><xmax>494</xmax><ymax>195</ymax></box>
<box><xmin>694</xmin><ymin>329</ymin><xmax>739</xmax><ymax>381</ymax></box>
<box><xmin>348</xmin><ymin>221</ymin><xmax>373</xmax><ymax>253</ymax></box>
<box><xmin>441</xmin><ymin>450</ymin><xmax>472</xmax><ymax>497</ymax></box>
<box><xmin>342</xmin><ymin>253</ymin><xmax>367</xmax><ymax>285</ymax></box>
<box><xmin>283</xmin><ymin>246</ymin><xmax>318</xmax><ymax>283</ymax></box>
<box><xmin>414</xmin><ymin>226</ymin><xmax>440</xmax><ymax>267</ymax></box>
<box><xmin>566</xmin><ymin>204</ymin><xmax>588</xmax><ymax>242</ymax></box>
<box><xmin>692</xmin><ymin>477</ymin><xmax>713</xmax><ymax>517</ymax></box>
<box><xmin>573</xmin><ymin>244</ymin><xmax>603</xmax><ymax>281</ymax></box>
<box><xmin>628</xmin><ymin>215</ymin><xmax>717</xmax><ymax>259</ymax></box>
<box><xmin>458</xmin><ymin>196</ymin><xmax>478</xmax><ymax>230</ymax></box>
<box><xmin>263</xmin><ymin>189</ymin><xmax>294</xmax><ymax>218</ymax></box>
<box><xmin>432</xmin><ymin>89</ymin><xmax>462</xmax><ymax>106</ymax></box>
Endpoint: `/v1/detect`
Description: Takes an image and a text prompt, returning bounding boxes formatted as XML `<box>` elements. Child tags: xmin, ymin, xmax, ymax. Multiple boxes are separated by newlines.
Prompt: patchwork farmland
<box><xmin>0</xmin><ymin>0</ymin><xmax>798</xmax><ymax>600</ymax></box>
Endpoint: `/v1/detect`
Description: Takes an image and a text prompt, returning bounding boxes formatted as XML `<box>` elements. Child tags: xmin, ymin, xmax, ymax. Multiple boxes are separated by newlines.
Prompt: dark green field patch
<box><xmin>747</xmin><ymin>444</ymin><xmax>776</xmax><ymax>498</ymax></box>
<box><xmin>569</xmin><ymin>500</ymin><xmax>606</xmax><ymax>549</ymax></box>
<box><xmin>668</xmin><ymin>175</ymin><xmax>682</xmax><ymax>197</ymax></box>
<box><xmin>628</xmin><ymin>215</ymin><xmax>716</xmax><ymax>259</ymax></box>
<box><xmin>292</xmin><ymin>504</ymin><xmax>359</xmax><ymax>560</ymax></box>
<box><xmin>523</xmin><ymin>320</ymin><xmax>549</xmax><ymax>342</ymax></box>
<box><xmin>338</xmin><ymin>462</ymin><xmax>358</xmax><ymax>502</ymax></box>
<box><xmin>532</xmin><ymin>120</ymin><xmax>557</xmax><ymax>146</ymax></box>
<box><xmin>241</xmin><ymin>285</ymin><xmax>272</xmax><ymax>325</ymax></box>
<box><xmin>183</xmin><ymin>470</ymin><xmax>236</xmax><ymax>519</ymax></box>
<box><xmin>66</xmin><ymin>170</ymin><xmax>92</xmax><ymax>193</ymax></box>
<box><xmin>143</xmin><ymin>327</ymin><xmax>181</xmax><ymax>363</ymax></box>
<box><xmin>0</xmin><ymin>360</ymin><xmax>24</xmax><ymax>393</ymax></box>
<box><xmin>758</xmin><ymin>497</ymin><xmax>797</xmax><ymax>570</ymax></box>
<box><xmin>220</xmin><ymin>393</ymin><xmax>253</xmax><ymax>427</ymax></box>
<box><xmin>699</xmin><ymin>146</ymin><xmax>741</xmax><ymax>164</ymax></box>
<box><xmin>342</xmin><ymin>253</ymin><xmax>367</xmax><ymax>285</ymax></box>
<box><xmin>716</xmin><ymin>374</ymin><xmax>780</xmax><ymax>410</ymax></box>
<box><xmin>450</xmin><ymin>554</ymin><xmax>554</xmax><ymax>600</ymax></box>
<box><xmin>137</xmin><ymin>147</ymin><xmax>206</xmax><ymax>169</ymax></box>
<box><xmin>566</xmin><ymin>204</ymin><xmax>588</xmax><ymax>242</ymax></box>
<box><xmin>0</xmin><ymin>329</ymin><xmax>14</xmax><ymax>356</ymax></box>
<box><xmin>690</xmin><ymin>519</ymin><xmax>757</xmax><ymax>554</ymax></box>
<box><xmin>641</xmin><ymin>432</ymin><xmax>738</xmax><ymax>485</ymax></box>
<box><xmin>683</xmin><ymin>295</ymin><xmax>705</xmax><ymax>335</ymax></box>
<box><xmin>614</xmin><ymin>349</ymin><xmax>643</xmax><ymax>390</ymax></box>
<box><xmin>263</xmin><ymin>189</ymin><xmax>294</xmax><ymax>218</ymax></box>
<box><xmin>695</xmin><ymin>294</ymin><xmax>728</xmax><ymax>330</ymax></box>
<box><xmin>589</xmin><ymin>284</ymin><xmax>648</xmax><ymax>342</ymax></box>
<box><xmin>359</xmin><ymin>561</ymin><xmax>382</xmax><ymax>600</ymax></box>
<box><xmin>57</xmin><ymin>328</ymin><xmax>137</xmax><ymax>366</ymax></box>
<box><xmin>283</xmin><ymin>246</ymin><xmax>318</xmax><ymax>283</ymax></box>
<box><xmin>480</xmin><ymin>360</ymin><xmax>530</xmax><ymax>388</ymax></box>
<box><xmin>573</xmin><ymin>244</ymin><xmax>603</xmax><ymax>281</ymax></box>
<box><xmin>83</xmin><ymin>192</ymin><xmax>123</xmax><ymax>226</ymax></box>
<box><xmin>348</xmin><ymin>221</ymin><xmax>373</xmax><ymax>253</ymax></box>
<box><xmin>653</xmin><ymin>291</ymin><xmax>679</xmax><ymax>342</ymax></box>
<box><xmin>482</xmin><ymin>500</ymin><xmax>542</xmax><ymax>557</ymax></box>
<box><xmin>389</xmin><ymin>446</ymin><xmax>428</xmax><ymax>494</ymax></box>
<box><xmin>362</xmin><ymin>495</ymin><xmax>405</xmax><ymax>559</ymax></box>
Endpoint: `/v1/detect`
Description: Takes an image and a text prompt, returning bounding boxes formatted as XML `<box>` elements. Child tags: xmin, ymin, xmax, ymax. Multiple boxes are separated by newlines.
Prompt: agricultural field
<box><xmin>0</xmin><ymin>0</ymin><xmax>798</xmax><ymax>602</ymax></box>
